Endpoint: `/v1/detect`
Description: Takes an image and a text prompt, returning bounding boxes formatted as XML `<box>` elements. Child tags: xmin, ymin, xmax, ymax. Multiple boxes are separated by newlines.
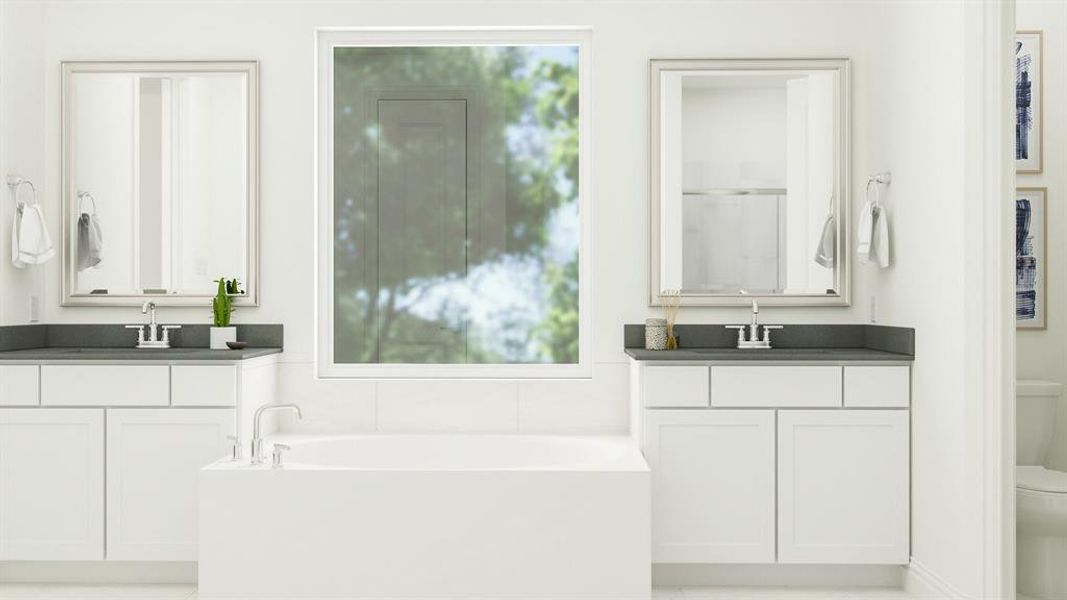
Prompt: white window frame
<box><xmin>315</xmin><ymin>27</ymin><xmax>593</xmax><ymax>379</ymax></box>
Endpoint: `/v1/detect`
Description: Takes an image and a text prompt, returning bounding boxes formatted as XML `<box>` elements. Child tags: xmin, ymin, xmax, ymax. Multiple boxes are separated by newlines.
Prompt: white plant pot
<box><xmin>210</xmin><ymin>326</ymin><xmax>237</xmax><ymax>350</ymax></box>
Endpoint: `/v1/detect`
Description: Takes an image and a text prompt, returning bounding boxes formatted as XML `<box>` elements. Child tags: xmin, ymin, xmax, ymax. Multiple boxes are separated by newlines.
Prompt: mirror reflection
<box><xmin>63</xmin><ymin>62</ymin><xmax>257</xmax><ymax>304</ymax></box>
<box><xmin>651</xmin><ymin>60</ymin><xmax>848</xmax><ymax>305</ymax></box>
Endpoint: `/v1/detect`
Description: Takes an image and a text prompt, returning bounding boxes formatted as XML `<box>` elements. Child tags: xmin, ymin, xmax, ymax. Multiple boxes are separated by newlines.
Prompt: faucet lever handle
<box><xmin>124</xmin><ymin>324</ymin><xmax>146</xmax><ymax>344</ymax></box>
<box><xmin>161</xmin><ymin>325</ymin><xmax>181</xmax><ymax>343</ymax></box>
<box><xmin>725</xmin><ymin>325</ymin><xmax>747</xmax><ymax>344</ymax></box>
<box><xmin>271</xmin><ymin>443</ymin><xmax>292</xmax><ymax>469</ymax></box>
<box><xmin>761</xmin><ymin>325</ymin><xmax>783</xmax><ymax>342</ymax></box>
<box><xmin>226</xmin><ymin>435</ymin><xmax>242</xmax><ymax>461</ymax></box>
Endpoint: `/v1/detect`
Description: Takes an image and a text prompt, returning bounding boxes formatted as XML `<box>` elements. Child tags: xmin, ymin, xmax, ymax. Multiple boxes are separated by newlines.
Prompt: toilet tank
<box><xmin>1017</xmin><ymin>380</ymin><xmax>1062</xmax><ymax>465</ymax></box>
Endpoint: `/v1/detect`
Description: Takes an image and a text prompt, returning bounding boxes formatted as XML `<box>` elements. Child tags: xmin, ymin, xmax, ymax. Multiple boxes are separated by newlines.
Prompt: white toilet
<box><xmin>1017</xmin><ymin>380</ymin><xmax>1067</xmax><ymax>600</ymax></box>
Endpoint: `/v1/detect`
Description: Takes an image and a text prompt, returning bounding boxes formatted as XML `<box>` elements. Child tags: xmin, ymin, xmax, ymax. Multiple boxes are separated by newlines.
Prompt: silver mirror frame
<box><xmin>648</xmin><ymin>58</ymin><xmax>850</xmax><ymax>307</ymax></box>
<box><xmin>61</xmin><ymin>60</ymin><xmax>260</xmax><ymax>306</ymax></box>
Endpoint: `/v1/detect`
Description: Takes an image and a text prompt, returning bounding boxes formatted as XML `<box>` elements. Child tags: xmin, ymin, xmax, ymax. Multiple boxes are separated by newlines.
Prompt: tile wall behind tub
<box><xmin>16</xmin><ymin>0</ymin><xmax>912</xmax><ymax>434</ymax></box>
<box><xmin>275</xmin><ymin>362</ymin><xmax>631</xmax><ymax>433</ymax></box>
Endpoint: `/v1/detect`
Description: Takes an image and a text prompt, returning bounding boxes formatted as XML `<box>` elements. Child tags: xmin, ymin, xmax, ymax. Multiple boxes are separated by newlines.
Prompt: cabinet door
<box><xmin>0</xmin><ymin>408</ymin><xmax>104</xmax><ymax>560</ymax></box>
<box><xmin>644</xmin><ymin>409</ymin><xmax>775</xmax><ymax>563</ymax></box>
<box><xmin>777</xmin><ymin>410</ymin><xmax>909</xmax><ymax>564</ymax></box>
<box><xmin>106</xmin><ymin>409</ymin><xmax>234</xmax><ymax>560</ymax></box>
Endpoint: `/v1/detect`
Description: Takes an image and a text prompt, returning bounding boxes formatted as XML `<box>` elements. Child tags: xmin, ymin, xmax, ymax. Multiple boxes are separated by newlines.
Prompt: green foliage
<box><xmin>535</xmin><ymin>255</ymin><xmax>580</xmax><ymax>363</ymax></box>
<box><xmin>211</xmin><ymin>277</ymin><xmax>240</xmax><ymax>327</ymax></box>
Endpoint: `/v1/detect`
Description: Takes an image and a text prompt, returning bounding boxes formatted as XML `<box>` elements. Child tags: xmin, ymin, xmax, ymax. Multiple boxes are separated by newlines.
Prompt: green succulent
<box><xmin>212</xmin><ymin>277</ymin><xmax>241</xmax><ymax>327</ymax></box>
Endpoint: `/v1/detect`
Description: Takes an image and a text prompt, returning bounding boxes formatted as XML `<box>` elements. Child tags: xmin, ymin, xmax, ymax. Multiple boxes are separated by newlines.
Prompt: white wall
<box><xmin>0</xmin><ymin>1</ymin><xmax>983</xmax><ymax>592</ymax></box>
<box><xmin>863</xmin><ymin>1</ymin><xmax>978</xmax><ymax>596</ymax></box>
<box><xmin>1016</xmin><ymin>0</ymin><xmax>1067</xmax><ymax>474</ymax></box>
<box><xmin>0</xmin><ymin>0</ymin><xmax>46</xmax><ymax>323</ymax></box>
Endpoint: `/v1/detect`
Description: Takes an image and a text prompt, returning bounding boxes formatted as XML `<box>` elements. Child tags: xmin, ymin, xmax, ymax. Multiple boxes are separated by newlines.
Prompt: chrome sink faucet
<box><xmin>251</xmin><ymin>403</ymin><xmax>303</xmax><ymax>465</ymax></box>
<box><xmin>125</xmin><ymin>301</ymin><xmax>181</xmax><ymax>349</ymax></box>
<box><xmin>726</xmin><ymin>300</ymin><xmax>783</xmax><ymax>349</ymax></box>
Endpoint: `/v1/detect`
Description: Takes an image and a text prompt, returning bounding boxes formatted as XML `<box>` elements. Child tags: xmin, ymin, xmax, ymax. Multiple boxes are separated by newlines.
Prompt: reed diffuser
<box><xmin>662</xmin><ymin>289</ymin><xmax>681</xmax><ymax>350</ymax></box>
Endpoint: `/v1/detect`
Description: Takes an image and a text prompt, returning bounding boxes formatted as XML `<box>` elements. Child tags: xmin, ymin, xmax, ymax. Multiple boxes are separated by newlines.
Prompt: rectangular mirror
<box><xmin>649</xmin><ymin>58</ymin><xmax>849</xmax><ymax>306</ymax></box>
<box><xmin>62</xmin><ymin>61</ymin><xmax>258</xmax><ymax>306</ymax></box>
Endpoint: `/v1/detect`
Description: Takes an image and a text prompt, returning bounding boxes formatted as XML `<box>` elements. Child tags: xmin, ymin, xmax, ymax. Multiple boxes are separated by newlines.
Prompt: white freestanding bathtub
<box><xmin>198</xmin><ymin>434</ymin><xmax>650</xmax><ymax>600</ymax></box>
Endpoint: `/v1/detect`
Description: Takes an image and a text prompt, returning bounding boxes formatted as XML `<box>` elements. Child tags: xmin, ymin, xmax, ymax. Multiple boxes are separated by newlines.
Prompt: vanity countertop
<box><xmin>0</xmin><ymin>346</ymin><xmax>282</xmax><ymax>361</ymax></box>
<box><xmin>0</xmin><ymin>324</ymin><xmax>284</xmax><ymax>361</ymax></box>
<box><xmin>623</xmin><ymin>323</ymin><xmax>915</xmax><ymax>363</ymax></box>
<box><xmin>625</xmin><ymin>347</ymin><xmax>913</xmax><ymax>362</ymax></box>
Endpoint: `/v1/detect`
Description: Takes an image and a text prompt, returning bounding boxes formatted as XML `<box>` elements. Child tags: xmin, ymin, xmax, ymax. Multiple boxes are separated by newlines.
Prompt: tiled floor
<box><xmin>0</xmin><ymin>584</ymin><xmax>930</xmax><ymax>600</ymax></box>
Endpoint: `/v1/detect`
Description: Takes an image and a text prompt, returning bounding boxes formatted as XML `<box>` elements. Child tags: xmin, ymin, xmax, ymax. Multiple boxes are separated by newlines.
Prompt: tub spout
<box><xmin>251</xmin><ymin>403</ymin><xmax>302</xmax><ymax>465</ymax></box>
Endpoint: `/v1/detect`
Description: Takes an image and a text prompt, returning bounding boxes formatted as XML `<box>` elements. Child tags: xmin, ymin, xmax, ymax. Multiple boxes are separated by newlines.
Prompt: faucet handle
<box><xmin>124</xmin><ymin>324</ymin><xmax>146</xmax><ymax>345</ymax></box>
<box><xmin>762</xmin><ymin>325</ymin><xmax>783</xmax><ymax>343</ymax></box>
<box><xmin>725</xmin><ymin>325</ymin><xmax>746</xmax><ymax>344</ymax></box>
<box><xmin>271</xmin><ymin>443</ymin><xmax>291</xmax><ymax>469</ymax></box>
<box><xmin>161</xmin><ymin>325</ymin><xmax>181</xmax><ymax>343</ymax></box>
<box><xmin>226</xmin><ymin>435</ymin><xmax>242</xmax><ymax>461</ymax></box>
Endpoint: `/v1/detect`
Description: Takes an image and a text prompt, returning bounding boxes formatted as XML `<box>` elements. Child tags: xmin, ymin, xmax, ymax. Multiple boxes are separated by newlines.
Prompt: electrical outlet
<box><xmin>869</xmin><ymin>295</ymin><xmax>877</xmax><ymax>324</ymax></box>
<box><xmin>28</xmin><ymin>295</ymin><xmax>39</xmax><ymax>323</ymax></box>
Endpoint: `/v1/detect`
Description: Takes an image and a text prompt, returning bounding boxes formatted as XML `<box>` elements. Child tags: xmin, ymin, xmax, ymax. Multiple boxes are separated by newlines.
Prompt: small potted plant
<box><xmin>210</xmin><ymin>278</ymin><xmax>241</xmax><ymax>350</ymax></box>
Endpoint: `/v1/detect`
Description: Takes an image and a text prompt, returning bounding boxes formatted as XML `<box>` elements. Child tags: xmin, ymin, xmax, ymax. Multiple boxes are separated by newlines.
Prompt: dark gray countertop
<box><xmin>0</xmin><ymin>347</ymin><xmax>282</xmax><ymax>361</ymax></box>
<box><xmin>625</xmin><ymin>347</ymin><xmax>913</xmax><ymax>362</ymax></box>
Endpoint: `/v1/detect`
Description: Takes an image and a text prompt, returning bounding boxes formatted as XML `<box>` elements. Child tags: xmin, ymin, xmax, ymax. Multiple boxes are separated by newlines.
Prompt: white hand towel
<box><xmin>14</xmin><ymin>204</ymin><xmax>55</xmax><ymax>266</ymax></box>
<box><xmin>77</xmin><ymin>212</ymin><xmax>103</xmax><ymax>271</ymax></box>
<box><xmin>857</xmin><ymin>189</ymin><xmax>891</xmax><ymax>268</ymax></box>
<box><xmin>857</xmin><ymin>196</ymin><xmax>876</xmax><ymax>265</ymax></box>
<box><xmin>872</xmin><ymin>204</ymin><xmax>890</xmax><ymax>268</ymax></box>
<box><xmin>814</xmin><ymin>212</ymin><xmax>835</xmax><ymax>268</ymax></box>
<box><xmin>11</xmin><ymin>204</ymin><xmax>25</xmax><ymax>269</ymax></box>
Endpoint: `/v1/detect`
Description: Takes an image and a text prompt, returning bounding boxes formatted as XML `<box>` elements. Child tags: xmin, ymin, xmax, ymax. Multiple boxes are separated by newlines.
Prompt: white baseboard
<box><xmin>652</xmin><ymin>564</ymin><xmax>906</xmax><ymax>588</ymax></box>
<box><xmin>904</xmin><ymin>559</ymin><xmax>970</xmax><ymax>599</ymax></box>
<box><xmin>0</xmin><ymin>561</ymin><xmax>196</xmax><ymax>584</ymax></box>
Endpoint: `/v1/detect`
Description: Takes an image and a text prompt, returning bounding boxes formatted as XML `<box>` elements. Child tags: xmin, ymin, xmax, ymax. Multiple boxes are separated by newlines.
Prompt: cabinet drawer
<box><xmin>710</xmin><ymin>366</ymin><xmax>841</xmax><ymax>408</ymax></box>
<box><xmin>844</xmin><ymin>366</ymin><xmax>910</xmax><ymax>407</ymax></box>
<box><xmin>0</xmin><ymin>365</ymin><xmax>39</xmax><ymax>406</ymax></box>
<box><xmin>172</xmin><ymin>365</ymin><xmax>237</xmax><ymax>407</ymax></box>
<box><xmin>41</xmin><ymin>365</ymin><xmax>169</xmax><ymax>406</ymax></box>
<box><xmin>643</xmin><ymin>365</ymin><xmax>709</xmax><ymax>408</ymax></box>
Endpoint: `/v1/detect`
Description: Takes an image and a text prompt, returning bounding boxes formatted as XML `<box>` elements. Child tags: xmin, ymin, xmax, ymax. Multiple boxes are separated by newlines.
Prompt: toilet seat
<box><xmin>1017</xmin><ymin>465</ymin><xmax>1067</xmax><ymax>494</ymax></box>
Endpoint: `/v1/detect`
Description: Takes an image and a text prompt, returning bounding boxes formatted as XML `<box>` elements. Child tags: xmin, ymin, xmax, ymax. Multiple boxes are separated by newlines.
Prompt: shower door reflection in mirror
<box><xmin>62</xmin><ymin>61</ymin><xmax>258</xmax><ymax>305</ymax></box>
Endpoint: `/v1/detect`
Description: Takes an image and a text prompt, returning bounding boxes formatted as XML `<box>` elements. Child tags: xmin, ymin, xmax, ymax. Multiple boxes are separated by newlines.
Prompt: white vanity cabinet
<box><xmin>0</xmin><ymin>355</ymin><xmax>277</xmax><ymax>564</ymax></box>
<box><xmin>0</xmin><ymin>408</ymin><xmax>105</xmax><ymax>560</ymax></box>
<box><xmin>634</xmin><ymin>361</ymin><xmax>911</xmax><ymax>566</ymax></box>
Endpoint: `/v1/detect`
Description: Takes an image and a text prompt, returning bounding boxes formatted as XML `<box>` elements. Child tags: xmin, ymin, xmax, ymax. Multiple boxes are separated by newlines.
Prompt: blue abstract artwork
<box><xmin>1016</xmin><ymin>189</ymin><xmax>1046</xmax><ymax>328</ymax></box>
<box><xmin>1016</xmin><ymin>32</ymin><xmax>1042</xmax><ymax>172</ymax></box>
<box><xmin>1016</xmin><ymin>42</ymin><xmax>1032</xmax><ymax>160</ymax></box>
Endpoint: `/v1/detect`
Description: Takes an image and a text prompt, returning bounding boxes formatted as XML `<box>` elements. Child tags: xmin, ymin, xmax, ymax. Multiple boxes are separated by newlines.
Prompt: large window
<box><xmin>317</xmin><ymin>30</ymin><xmax>589</xmax><ymax>377</ymax></box>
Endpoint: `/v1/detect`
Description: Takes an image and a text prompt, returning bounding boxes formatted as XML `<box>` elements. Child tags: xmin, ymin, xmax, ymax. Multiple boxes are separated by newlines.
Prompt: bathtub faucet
<box><xmin>251</xmin><ymin>403</ymin><xmax>303</xmax><ymax>465</ymax></box>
